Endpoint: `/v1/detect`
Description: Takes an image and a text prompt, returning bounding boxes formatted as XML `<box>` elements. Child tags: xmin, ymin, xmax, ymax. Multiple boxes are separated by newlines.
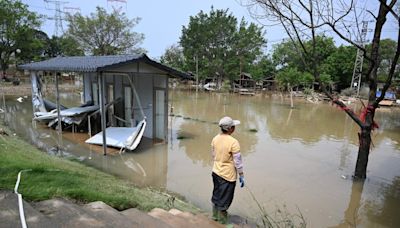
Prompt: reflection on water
<box><xmin>2</xmin><ymin>90</ymin><xmax>400</xmax><ymax>227</ymax></box>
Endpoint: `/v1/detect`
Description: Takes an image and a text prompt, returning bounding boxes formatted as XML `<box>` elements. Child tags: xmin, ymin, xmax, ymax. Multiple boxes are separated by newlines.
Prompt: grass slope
<box><xmin>0</xmin><ymin>126</ymin><xmax>199</xmax><ymax>213</ymax></box>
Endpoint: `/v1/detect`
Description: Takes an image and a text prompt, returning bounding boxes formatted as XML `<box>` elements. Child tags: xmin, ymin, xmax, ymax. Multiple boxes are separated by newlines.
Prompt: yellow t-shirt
<box><xmin>211</xmin><ymin>134</ymin><xmax>240</xmax><ymax>182</ymax></box>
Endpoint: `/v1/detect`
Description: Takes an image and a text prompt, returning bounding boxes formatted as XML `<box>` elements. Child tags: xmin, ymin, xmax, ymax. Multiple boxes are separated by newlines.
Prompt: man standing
<box><xmin>211</xmin><ymin>116</ymin><xmax>245</xmax><ymax>224</ymax></box>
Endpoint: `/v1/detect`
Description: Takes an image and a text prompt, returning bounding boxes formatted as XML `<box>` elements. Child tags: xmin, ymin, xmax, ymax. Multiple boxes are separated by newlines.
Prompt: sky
<box><xmin>22</xmin><ymin>0</ymin><xmax>398</xmax><ymax>59</ymax></box>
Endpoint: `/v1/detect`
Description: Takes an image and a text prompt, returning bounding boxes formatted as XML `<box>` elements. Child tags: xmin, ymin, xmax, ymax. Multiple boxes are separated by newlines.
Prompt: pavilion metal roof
<box><xmin>18</xmin><ymin>54</ymin><xmax>191</xmax><ymax>79</ymax></box>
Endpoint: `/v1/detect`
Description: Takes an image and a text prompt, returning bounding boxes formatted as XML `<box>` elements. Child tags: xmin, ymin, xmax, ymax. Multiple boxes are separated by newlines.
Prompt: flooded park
<box><xmin>2</xmin><ymin>89</ymin><xmax>400</xmax><ymax>227</ymax></box>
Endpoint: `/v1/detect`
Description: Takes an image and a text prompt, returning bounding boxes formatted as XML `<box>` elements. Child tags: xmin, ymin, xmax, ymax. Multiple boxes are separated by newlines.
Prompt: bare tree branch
<box><xmin>378</xmin><ymin>0</ymin><xmax>399</xmax><ymax>21</ymax></box>
<box><xmin>366</xmin><ymin>10</ymin><xmax>378</xmax><ymax>20</ymax></box>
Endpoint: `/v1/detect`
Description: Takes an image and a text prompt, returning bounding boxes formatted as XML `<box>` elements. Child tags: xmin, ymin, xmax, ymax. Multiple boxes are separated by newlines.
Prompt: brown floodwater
<box><xmin>2</xmin><ymin>90</ymin><xmax>400</xmax><ymax>227</ymax></box>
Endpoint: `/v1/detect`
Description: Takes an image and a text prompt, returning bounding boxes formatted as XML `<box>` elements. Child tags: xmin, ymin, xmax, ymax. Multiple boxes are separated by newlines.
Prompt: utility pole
<box><xmin>350</xmin><ymin>21</ymin><xmax>370</xmax><ymax>96</ymax></box>
<box><xmin>44</xmin><ymin>0</ymin><xmax>69</xmax><ymax>37</ymax></box>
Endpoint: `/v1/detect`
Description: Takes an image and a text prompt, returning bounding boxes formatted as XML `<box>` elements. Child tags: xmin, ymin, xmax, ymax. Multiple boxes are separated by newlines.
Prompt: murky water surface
<box><xmin>2</xmin><ymin>90</ymin><xmax>400</xmax><ymax>227</ymax></box>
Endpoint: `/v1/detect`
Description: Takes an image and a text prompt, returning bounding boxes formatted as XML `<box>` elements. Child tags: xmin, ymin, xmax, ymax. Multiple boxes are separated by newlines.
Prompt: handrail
<box><xmin>112</xmin><ymin>114</ymin><xmax>131</xmax><ymax>126</ymax></box>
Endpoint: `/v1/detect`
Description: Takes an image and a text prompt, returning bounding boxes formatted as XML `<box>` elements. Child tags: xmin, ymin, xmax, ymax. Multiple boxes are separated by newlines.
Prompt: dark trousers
<box><xmin>211</xmin><ymin>172</ymin><xmax>236</xmax><ymax>211</ymax></box>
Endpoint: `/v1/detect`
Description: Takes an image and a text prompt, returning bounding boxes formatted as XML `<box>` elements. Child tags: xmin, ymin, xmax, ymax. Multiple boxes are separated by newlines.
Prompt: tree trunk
<box><xmin>288</xmin><ymin>83</ymin><xmax>294</xmax><ymax>109</ymax></box>
<box><xmin>354</xmin><ymin>127</ymin><xmax>371</xmax><ymax>179</ymax></box>
<box><xmin>1</xmin><ymin>61</ymin><xmax>7</xmax><ymax>79</ymax></box>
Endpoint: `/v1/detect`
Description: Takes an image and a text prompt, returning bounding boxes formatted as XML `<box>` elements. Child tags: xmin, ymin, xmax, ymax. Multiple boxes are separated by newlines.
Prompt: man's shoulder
<box><xmin>212</xmin><ymin>134</ymin><xmax>239</xmax><ymax>144</ymax></box>
<box><xmin>228</xmin><ymin>135</ymin><xmax>239</xmax><ymax>143</ymax></box>
<box><xmin>212</xmin><ymin>134</ymin><xmax>221</xmax><ymax>141</ymax></box>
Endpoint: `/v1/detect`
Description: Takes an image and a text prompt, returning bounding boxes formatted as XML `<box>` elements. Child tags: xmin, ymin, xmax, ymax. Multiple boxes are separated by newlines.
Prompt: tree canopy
<box><xmin>178</xmin><ymin>7</ymin><xmax>265</xmax><ymax>85</ymax></box>
<box><xmin>0</xmin><ymin>0</ymin><xmax>41</xmax><ymax>75</ymax></box>
<box><xmin>45</xmin><ymin>35</ymin><xmax>84</xmax><ymax>57</ymax></box>
<box><xmin>66</xmin><ymin>7</ymin><xmax>145</xmax><ymax>55</ymax></box>
<box><xmin>160</xmin><ymin>44</ymin><xmax>185</xmax><ymax>71</ymax></box>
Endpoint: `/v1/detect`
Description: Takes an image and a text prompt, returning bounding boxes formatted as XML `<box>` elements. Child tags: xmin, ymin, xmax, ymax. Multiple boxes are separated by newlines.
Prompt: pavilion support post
<box><xmin>55</xmin><ymin>72</ymin><xmax>63</xmax><ymax>151</ymax></box>
<box><xmin>98</xmin><ymin>72</ymin><xmax>107</xmax><ymax>156</ymax></box>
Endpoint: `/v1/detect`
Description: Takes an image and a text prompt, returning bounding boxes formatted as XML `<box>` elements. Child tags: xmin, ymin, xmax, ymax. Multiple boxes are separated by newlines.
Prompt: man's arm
<box><xmin>233</xmin><ymin>152</ymin><xmax>243</xmax><ymax>176</ymax></box>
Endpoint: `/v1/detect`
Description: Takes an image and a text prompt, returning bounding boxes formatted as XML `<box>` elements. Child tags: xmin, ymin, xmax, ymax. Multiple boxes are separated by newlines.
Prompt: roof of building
<box><xmin>240</xmin><ymin>72</ymin><xmax>253</xmax><ymax>79</ymax></box>
<box><xmin>18</xmin><ymin>54</ymin><xmax>191</xmax><ymax>79</ymax></box>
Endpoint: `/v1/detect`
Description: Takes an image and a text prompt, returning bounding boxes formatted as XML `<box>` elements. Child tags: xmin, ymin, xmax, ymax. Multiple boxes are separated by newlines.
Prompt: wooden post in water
<box><xmin>1</xmin><ymin>85</ymin><xmax>5</xmax><ymax>110</ymax></box>
<box><xmin>98</xmin><ymin>72</ymin><xmax>107</xmax><ymax>156</ymax></box>
<box><xmin>30</xmin><ymin>72</ymin><xmax>36</xmax><ymax>116</ymax></box>
<box><xmin>195</xmin><ymin>54</ymin><xmax>199</xmax><ymax>93</ymax></box>
<box><xmin>55</xmin><ymin>72</ymin><xmax>63</xmax><ymax>152</ymax></box>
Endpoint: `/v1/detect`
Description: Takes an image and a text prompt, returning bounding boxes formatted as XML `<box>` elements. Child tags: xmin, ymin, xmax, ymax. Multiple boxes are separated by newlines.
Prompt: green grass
<box><xmin>0</xmin><ymin>126</ymin><xmax>199</xmax><ymax>213</ymax></box>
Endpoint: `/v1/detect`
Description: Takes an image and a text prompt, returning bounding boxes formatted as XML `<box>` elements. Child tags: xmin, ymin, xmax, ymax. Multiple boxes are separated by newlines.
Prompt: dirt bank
<box><xmin>0</xmin><ymin>82</ymin><xmax>81</xmax><ymax>96</ymax></box>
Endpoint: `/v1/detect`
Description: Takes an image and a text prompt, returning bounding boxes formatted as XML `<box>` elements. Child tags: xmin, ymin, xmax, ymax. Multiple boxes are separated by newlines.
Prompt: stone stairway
<box><xmin>0</xmin><ymin>190</ymin><xmax>253</xmax><ymax>228</ymax></box>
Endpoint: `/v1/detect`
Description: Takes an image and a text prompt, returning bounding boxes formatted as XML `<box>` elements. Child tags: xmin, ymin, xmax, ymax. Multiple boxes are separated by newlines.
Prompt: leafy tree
<box><xmin>45</xmin><ymin>35</ymin><xmax>84</xmax><ymax>57</ymax></box>
<box><xmin>17</xmin><ymin>29</ymin><xmax>47</xmax><ymax>63</ymax></box>
<box><xmin>160</xmin><ymin>44</ymin><xmax>185</xmax><ymax>71</ymax></box>
<box><xmin>249</xmin><ymin>55</ymin><xmax>276</xmax><ymax>82</ymax></box>
<box><xmin>272</xmin><ymin>36</ymin><xmax>336</xmax><ymax>72</ymax></box>
<box><xmin>372</xmin><ymin>39</ymin><xmax>399</xmax><ymax>81</ymax></box>
<box><xmin>66</xmin><ymin>7</ymin><xmax>145</xmax><ymax>55</ymax></box>
<box><xmin>276</xmin><ymin>67</ymin><xmax>302</xmax><ymax>90</ymax></box>
<box><xmin>276</xmin><ymin>67</ymin><xmax>313</xmax><ymax>108</ymax></box>
<box><xmin>272</xmin><ymin>40</ymin><xmax>303</xmax><ymax>70</ymax></box>
<box><xmin>0</xmin><ymin>0</ymin><xmax>41</xmax><ymax>76</ymax></box>
<box><xmin>180</xmin><ymin>7</ymin><xmax>265</xmax><ymax>88</ymax></box>
<box><xmin>321</xmin><ymin>45</ymin><xmax>356</xmax><ymax>91</ymax></box>
<box><xmin>233</xmin><ymin>18</ymin><xmax>266</xmax><ymax>81</ymax></box>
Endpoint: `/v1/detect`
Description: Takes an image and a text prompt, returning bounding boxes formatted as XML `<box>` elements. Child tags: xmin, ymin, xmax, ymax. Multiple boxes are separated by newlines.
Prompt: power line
<box><xmin>44</xmin><ymin>0</ymin><xmax>69</xmax><ymax>37</ymax></box>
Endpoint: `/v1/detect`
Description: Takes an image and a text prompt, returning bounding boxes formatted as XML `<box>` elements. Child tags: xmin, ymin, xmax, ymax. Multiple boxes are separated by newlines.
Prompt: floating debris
<box><xmin>177</xmin><ymin>135</ymin><xmax>189</xmax><ymax>140</ymax></box>
<box><xmin>249</xmin><ymin>128</ymin><xmax>258</xmax><ymax>133</ymax></box>
<box><xmin>174</xmin><ymin>114</ymin><xmax>220</xmax><ymax>125</ymax></box>
<box><xmin>16</xmin><ymin>97</ymin><xmax>23</xmax><ymax>103</ymax></box>
<box><xmin>0</xmin><ymin>128</ymin><xmax>9</xmax><ymax>136</ymax></box>
<box><xmin>177</xmin><ymin>132</ymin><xmax>194</xmax><ymax>140</ymax></box>
<box><xmin>39</xmin><ymin>133</ymin><xmax>51</xmax><ymax>139</ymax></box>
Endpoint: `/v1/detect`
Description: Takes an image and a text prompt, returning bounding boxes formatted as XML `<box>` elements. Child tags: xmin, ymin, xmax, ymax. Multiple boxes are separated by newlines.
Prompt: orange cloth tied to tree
<box><xmin>360</xmin><ymin>105</ymin><xmax>379</xmax><ymax>130</ymax></box>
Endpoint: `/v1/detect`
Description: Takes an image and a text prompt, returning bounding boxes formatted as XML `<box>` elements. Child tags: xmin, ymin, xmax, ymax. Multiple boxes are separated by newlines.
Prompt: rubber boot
<box><xmin>219</xmin><ymin>210</ymin><xmax>228</xmax><ymax>224</ymax></box>
<box><xmin>219</xmin><ymin>211</ymin><xmax>234</xmax><ymax>228</ymax></box>
<box><xmin>212</xmin><ymin>206</ymin><xmax>219</xmax><ymax>221</ymax></box>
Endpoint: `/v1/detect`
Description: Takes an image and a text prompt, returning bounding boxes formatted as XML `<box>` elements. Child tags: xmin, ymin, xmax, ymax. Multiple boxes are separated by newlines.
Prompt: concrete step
<box><xmin>168</xmin><ymin>208</ymin><xmax>183</xmax><ymax>215</ymax></box>
<box><xmin>0</xmin><ymin>190</ymin><xmax>55</xmax><ymax>228</ymax></box>
<box><xmin>33</xmin><ymin>198</ymin><xmax>107</xmax><ymax>227</ymax></box>
<box><xmin>148</xmin><ymin>208</ymin><xmax>195</xmax><ymax>228</ymax></box>
<box><xmin>83</xmin><ymin>201</ymin><xmax>140</xmax><ymax>228</ymax></box>
<box><xmin>193</xmin><ymin>213</ymin><xmax>227</xmax><ymax>228</ymax></box>
<box><xmin>169</xmin><ymin>208</ymin><xmax>251</xmax><ymax>228</ymax></box>
<box><xmin>121</xmin><ymin>208</ymin><xmax>173</xmax><ymax>228</ymax></box>
<box><xmin>0</xmin><ymin>191</ymin><xmax>22</xmax><ymax>228</ymax></box>
<box><xmin>174</xmin><ymin>210</ymin><xmax>225</xmax><ymax>228</ymax></box>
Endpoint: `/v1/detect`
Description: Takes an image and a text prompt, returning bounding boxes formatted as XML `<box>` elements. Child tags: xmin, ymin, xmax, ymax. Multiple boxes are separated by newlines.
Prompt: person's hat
<box><xmin>219</xmin><ymin>116</ymin><xmax>240</xmax><ymax>130</ymax></box>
